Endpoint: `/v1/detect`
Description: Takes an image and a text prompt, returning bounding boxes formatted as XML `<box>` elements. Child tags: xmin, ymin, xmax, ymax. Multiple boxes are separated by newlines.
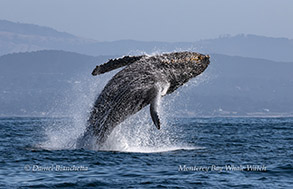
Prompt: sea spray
<box><xmin>39</xmin><ymin>73</ymin><xmax>110</xmax><ymax>150</ymax></box>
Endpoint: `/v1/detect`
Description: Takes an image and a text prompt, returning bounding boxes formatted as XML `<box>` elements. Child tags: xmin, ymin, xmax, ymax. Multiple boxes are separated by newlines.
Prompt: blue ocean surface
<box><xmin>0</xmin><ymin>117</ymin><xmax>292</xmax><ymax>188</ymax></box>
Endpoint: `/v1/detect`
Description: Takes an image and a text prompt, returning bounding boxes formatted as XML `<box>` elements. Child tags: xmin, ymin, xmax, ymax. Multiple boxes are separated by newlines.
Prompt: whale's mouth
<box><xmin>205</xmin><ymin>55</ymin><xmax>210</xmax><ymax>65</ymax></box>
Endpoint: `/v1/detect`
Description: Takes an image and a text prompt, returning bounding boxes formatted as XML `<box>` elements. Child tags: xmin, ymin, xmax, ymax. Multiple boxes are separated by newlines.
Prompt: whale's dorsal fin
<box><xmin>92</xmin><ymin>55</ymin><xmax>145</xmax><ymax>76</ymax></box>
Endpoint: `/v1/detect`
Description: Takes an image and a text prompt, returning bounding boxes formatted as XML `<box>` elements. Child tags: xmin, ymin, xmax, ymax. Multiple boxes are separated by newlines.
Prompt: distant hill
<box><xmin>0</xmin><ymin>50</ymin><xmax>112</xmax><ymax>116</ymax></box>
<box><xmin>0</xmin><ymin>50</ymin><xmax>292</xmax><ymax>117</ymax></box>
<box><xmin>0</xmin><ymin>20</ymin><xmax>95</xmax><ymax>56</ymax></box>
<box><xmin>1</xmin><ymin>20</ymin><xmax>293</xmax><ymax>62</ymax></box>
<box><xmin>171</xmin><ymin>54</ymin><xmax>293</xmax><ymax>117</ymax></box>
<box><xmin>0</xmin><ymin>20</ymin><xmax>76</xmax><ymax>38</ymax></box>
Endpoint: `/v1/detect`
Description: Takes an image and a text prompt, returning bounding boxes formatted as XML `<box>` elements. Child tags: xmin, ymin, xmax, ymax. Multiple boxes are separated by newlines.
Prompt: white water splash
<box><xmin>38</xmin><ymin>73</ymin><xmax>109</xmax><ymax>150</ymax></box>
<box><xmin>98</xmin><ymin>104</ymin><xmax>201</xmax><ymax>153</ymax></box>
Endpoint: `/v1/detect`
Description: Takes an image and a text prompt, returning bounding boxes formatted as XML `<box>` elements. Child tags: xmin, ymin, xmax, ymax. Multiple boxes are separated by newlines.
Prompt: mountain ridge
<box><xmin>0</xmin><ymin>19</ymin><xmax>77</xmax><ymax>38</ymax></box>
<box><xmin>1</xmin><ymin>20</ymin><xmax>293</xmax><ymax>62</ymax></box>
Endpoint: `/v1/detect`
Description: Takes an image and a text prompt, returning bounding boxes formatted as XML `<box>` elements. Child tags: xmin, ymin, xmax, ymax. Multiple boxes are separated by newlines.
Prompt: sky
<box><xmin>0</xmin><ymin>0</ymin><xmax>292</xmax><ymax>42</ymax></box>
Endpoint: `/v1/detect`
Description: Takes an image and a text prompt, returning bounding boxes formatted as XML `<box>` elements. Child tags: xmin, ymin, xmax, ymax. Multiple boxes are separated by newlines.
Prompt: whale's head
<box><xmin>162</xmin><ymin>51</ymin><xmax>210</xmax><ymax>94</ymax></box>
<box><xmin>182</xmin><ymin>52</ymin><xmax>210</xmax><ymax>76</ymax></box>
<box><xmin>162</xmin><ymin>51</ymin><xmax>210</xmax><ymax>75</ymax></box>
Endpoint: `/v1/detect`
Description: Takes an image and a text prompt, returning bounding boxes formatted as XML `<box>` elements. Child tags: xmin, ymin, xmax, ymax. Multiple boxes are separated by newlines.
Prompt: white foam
<box><xmin>101</xmin><ymin>146</ymin><xmax>202</xmax><ymax>153</ymax></box>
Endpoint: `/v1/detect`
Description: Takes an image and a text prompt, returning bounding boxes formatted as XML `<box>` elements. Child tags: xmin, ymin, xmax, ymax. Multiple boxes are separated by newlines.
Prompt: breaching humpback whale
<box><xmin>77</xmin><ymin>52</ymin><xmax>210</xmax><ymax>149</ymax></box>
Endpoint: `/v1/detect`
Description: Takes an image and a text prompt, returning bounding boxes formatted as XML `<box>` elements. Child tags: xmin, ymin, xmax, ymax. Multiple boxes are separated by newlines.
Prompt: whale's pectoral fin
<box><xmin>150</xmin><ymin>93</ymin><xmax>161</xmax><ymax>130</ymax></box>
<box><xmin>92</xmin><ymin>55</ymin><xmax>146</xmax><ymax>76</ymax></box>
<box><xmin>149</xmin><ymin>82</ymin><xmax>170</xmax><ymax>130</ymax></box>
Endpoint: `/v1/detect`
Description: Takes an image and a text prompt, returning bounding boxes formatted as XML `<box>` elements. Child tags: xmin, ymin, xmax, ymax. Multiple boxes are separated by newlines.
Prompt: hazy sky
<box><xmin>0</xmin><ymin>0</ymin><xmax>292</xmax><ymax>42</ymax></box>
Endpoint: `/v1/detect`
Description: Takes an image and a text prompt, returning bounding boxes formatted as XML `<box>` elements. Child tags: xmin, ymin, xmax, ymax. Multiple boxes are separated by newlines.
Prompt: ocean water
<box><xmin>0</xmin><ymin>116</ymin><xmax>292</xmax><ymax>188</ymax></box>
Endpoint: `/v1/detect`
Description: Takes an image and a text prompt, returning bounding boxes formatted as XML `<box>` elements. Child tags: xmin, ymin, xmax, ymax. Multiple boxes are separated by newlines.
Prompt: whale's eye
<box><xmin>191</xmin><ymin>56</ymin><xmax>200</xmax><ymax>62</ymax></box>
